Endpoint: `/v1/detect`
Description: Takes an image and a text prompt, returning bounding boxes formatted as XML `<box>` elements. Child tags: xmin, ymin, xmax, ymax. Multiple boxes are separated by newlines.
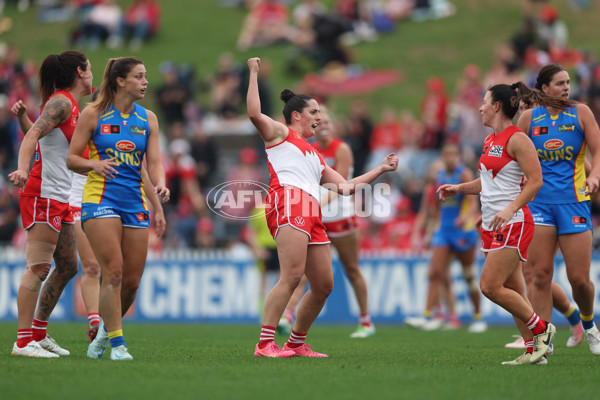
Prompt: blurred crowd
<box><xmin>2</xmin><ymin>0</ymin><xmax>600</xmax><ymax>254</ymax></box>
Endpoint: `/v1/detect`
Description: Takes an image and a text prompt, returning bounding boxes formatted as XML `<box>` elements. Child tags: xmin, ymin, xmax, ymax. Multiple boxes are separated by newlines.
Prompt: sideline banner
<box><xmin>1</xmin><ymin>252</ymin><xmax>599</xmax><ymax>324</ymax></box>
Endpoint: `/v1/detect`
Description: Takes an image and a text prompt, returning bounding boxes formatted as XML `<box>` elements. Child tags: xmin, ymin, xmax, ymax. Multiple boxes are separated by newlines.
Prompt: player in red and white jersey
<box><xmin>247</xmin><ymin>57</ymin><xmax>398</xmax><ymax>358</ymax></box>
<box><xmin>438</xmin><ymin>83</ymin><xmax>555</xmax><ymax>365</ymax></box>
<box><xmin>279</xmin><ymin>108</ymin><xmax>375</xmax><ymax>339</ymax></box>
<box><xmin>8</xmin><ymin>51</ymin><xmax>93</xmax><ymax>358</ymax></box>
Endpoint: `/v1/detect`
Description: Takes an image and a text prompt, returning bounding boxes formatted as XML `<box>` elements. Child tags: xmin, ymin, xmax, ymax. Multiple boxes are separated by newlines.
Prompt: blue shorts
<box><xmin>528</xmin><ymin>201</ymin><xmax>592</xmax><ymax>235</ymax></box>
<box><xmin>430</xmin><ymin>228</ymin><xmax>478</xmax><ymax>252</ymax></box>
<box><xmin>81</xmin><ymin>203</ymin><xmax>150</xmax><ymax>229</ymax></box>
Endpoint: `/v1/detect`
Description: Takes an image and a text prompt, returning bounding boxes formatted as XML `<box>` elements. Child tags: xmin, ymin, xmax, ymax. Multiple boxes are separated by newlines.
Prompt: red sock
<box><xmin>17</xmin><ymin>329</ymin><xmax>33</xmax><ymax>348</ymax></box>
<box><xmin>524</xmin><ymin>313</ymin><xmax>547</xmax><ymax>336</ymax></box>
<box><xmin>258</xmin><ymin>325</ymin><xmax>276</xmax><ymax>349</ymax></box>
<box><xmin>525</xmin><ymin>339</ymin><xmax>533</xmax><ymax>354</ymax></box>
<box><xmin>88</xmin><ymin>313</ymin><xmax>101</xmax><ymax>326</ymax></box>
<box><xmin>359</xmin><ymin>313</ymin><xmax>372</xmax><ymax>327</ymax></box>
<box><xmin>286</xmin><ymin>330</ymin><xmax>307</xmax><ymax>349</ymax></box>
<box><xmin>32</xmin><ymin>318</ymin><xmax>48</xmax><ymax>341</ymax></box>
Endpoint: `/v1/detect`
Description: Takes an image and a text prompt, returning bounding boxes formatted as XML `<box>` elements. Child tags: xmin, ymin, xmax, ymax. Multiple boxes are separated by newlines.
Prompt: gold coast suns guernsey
<box><xmin>83</xmin><ymin>104</ymin><xmax>150</xmax><ymax>212</ymax></box>
<box><xmin>24</xmin><ymin>90</ymin><xmax>78</xmax><ymax>203</ymax></box>
<box><xmin>529</xmin><ymin>105</ymin><xmax>588</xmax><ymax>204</ymax></box>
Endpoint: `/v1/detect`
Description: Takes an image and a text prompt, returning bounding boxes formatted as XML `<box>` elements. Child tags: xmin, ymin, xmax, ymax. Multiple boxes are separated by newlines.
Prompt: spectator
<box><xmin>536</xmin><ymin>4</ymin><xmax>568</xmax><ymax>56</ymax></box>
<box><xmin>210</xmin><ymin>52</ymin><xmax>242</xmax><ymax>118</ymax></box>
<box><xmin>108</xmin><ymin>0</ymin><xmax>161</xmax><ymax>50</ymax></box>
<box><xmin>366</xmin><ymin>107</ymin><xmax>402</xmax><ymax>171</ymax></box>
<box><xmin>189</xmin><ymin>122</ymin><xmax>219</xmax><ymax>189</ymax></box>
<box><xmin>165</xmin><ymin>138</ymin><xmax>206</xmax><ymax>247</ymax></box>
<box><xmin>345</xmin><ymin>99</ymin><xmax>373</xmax><ymax>176</ymax></box>
<box><xmin>237</xmin><ymin>0</ymin><xmax>290</xmax><ymax>51</ymax></box>
<box><xmin>74</xmin><ymin>0</ymin><xmax>122</xmax><ymax>50</ymax></box>
<box><xmin>0</xmin><ymin>94</ymin><xmax>16</xmax><ymax>169</ymax></box>
<box><xmin>195</xmin><ymin>217</ymin><xmax>216</xmax><ymax>249</ymax></box>
<box><xmin>156</xmin><ymin>62</ymin><xmax>189</xmax><ymax>127</ymax></box>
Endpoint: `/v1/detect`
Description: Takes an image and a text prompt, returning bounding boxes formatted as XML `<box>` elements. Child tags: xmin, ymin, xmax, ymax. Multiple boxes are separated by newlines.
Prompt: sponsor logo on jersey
<box><xmin>488</xmin><ymin>145</ymin><xmax>503</xmax><ymax>157</ymax></box>
<box><xmin>558</xmin><ymin>124</ymin><xmax>575</xmax><ymax>133</ymax></box>
<box><xmin>122</xmin><ymin>120</ymin><xmax>127</xmax><ymax>126</ymax></box>
<box><xmin>116</xmin><ymin>140</ymin><xmax>136</xmax><ymax>152</ymax></box>
<box><xmin>130</xmin><ymin>126</ymin><xmax>147</xmax><ymax>136</ymax></box>
<box><xmin>294</xmin><ymin>216</ymin><xmax>306</xmax><ymax>226</ymax></box>
<box><xmin>71</xmin><ymin>115</ymin><xmax>78</xmax><ymax>126</ymax></box>
<box><xmin>495</xmin><ymin>233</ymin><xmax>504</xmax><ymax>242</ymax></box>
<box><xmin>35</xmin><ymin>153</ymin><xmax>40</xmax><ymax>162</ymax></box>
<box><xmin>137</xmin><ymin>212</ymin><xmax>148</xmax><ymax>221</ymax></box>
<box><xmin>532</xmin><ymin>126</ymin><xmax>549</xmax><ymax>136</ymax></box>
<box><xmin>573</xmin><ymin>216</ymin><xmax>587</xmax><ymax>224</ymax></box>
<box><xmin>101</xmin><ymin>124</ymin><xmax>121</xmax><ymax>134</ymax></box>
<box><xmin>551</xmin><ymin>120</ymin><xmax>557</xmax><ymax>127</ymax></box>
<box><xmin>53</xmin><ymin>216</ymin><xmax>61</xmax><ymax>228</ymax></box>
<box><xmin>543</xmin><ymin>139</ymin><xmax>564</xmax><ymax>150</ymax></box>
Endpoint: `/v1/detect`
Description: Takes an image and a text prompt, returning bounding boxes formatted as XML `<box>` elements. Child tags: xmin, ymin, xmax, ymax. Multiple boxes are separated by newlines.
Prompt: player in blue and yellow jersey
<box><xmin>67</xmin><ymin>57</ymin><xmax>169</xmax><ymax>361</ymax></box>
<box><xmin>517</xmin><ymin>64</ymin><xmax>600</xmax><ymax>355</ymax></box>
<box><xmin>406</xmin><ymin>143</ymin><xmax>486</xmax><ymax>333</ymax></box>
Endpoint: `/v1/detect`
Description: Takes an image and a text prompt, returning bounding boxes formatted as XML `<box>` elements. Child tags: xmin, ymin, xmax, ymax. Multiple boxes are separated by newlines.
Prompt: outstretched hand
<box><xmin>437</xmin><ymin>184</ymin><xmax>459</xmax><ymax>202</ymax></box>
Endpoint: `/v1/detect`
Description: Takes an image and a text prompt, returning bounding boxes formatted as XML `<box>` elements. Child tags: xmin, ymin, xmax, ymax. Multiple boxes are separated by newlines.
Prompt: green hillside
<box><xmin>2</xmin><ymin>0</ymin><xmax>599</xmax><ymax>118</ymax></box>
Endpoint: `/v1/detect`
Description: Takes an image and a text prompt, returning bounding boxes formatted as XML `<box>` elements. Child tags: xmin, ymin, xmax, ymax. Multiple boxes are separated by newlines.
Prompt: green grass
<box><xmin>1</xmin><ymin>323</ymin><xmax>599</xmax><ymax>400</ymax></box>
<box><xmin>3</xmin><ymin>1</ymin><xmax>600</xmax><ymax>119</ymax></box>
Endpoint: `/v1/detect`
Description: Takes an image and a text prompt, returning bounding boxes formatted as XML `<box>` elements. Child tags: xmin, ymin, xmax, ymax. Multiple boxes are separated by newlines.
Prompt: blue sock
<box><xmin>581</xmin><ymin>313</ymin><xmax>595</xmax><ymax>330</ymax></box>
<box><xmin>564</xmin><ymin>304</ymin><xmax>581</xmax><ymax>326</ymax></box>
<box><xmin>108</xmin><ymin>329</ymin><xmax>126</xmax><ymax>348</ymax></box>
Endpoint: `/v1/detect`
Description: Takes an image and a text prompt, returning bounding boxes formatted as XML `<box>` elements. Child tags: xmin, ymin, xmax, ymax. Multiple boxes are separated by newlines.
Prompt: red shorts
<box><xmin>323</xmin><ymin>216</ymin><xmax>358</xmax><ymax>238</ymax></box>
<box><xmin>69</xmin><ymin>206</ymin><xmax>82</xmax><ymax>222</ymax></box>
<box><xmin>19</xmin><ymin>195</ymin><xmax>74</xmax><ymax>233</ymax></box>
<box><xmin>266</xmin><ymin>185</ymin><xmax>329</xmax><ymax>245</ymax></box>
<box><xmin>480</xmin><ymin>221</ymin><xmax>534</xmax><ymax>261</ymax></box>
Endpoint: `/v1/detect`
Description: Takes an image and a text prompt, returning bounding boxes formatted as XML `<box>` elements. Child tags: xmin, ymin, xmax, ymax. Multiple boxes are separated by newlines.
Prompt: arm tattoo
<box><xmin>30</xmin><ymin>96</ymin><xmax>71</xmax><ymax>140</ymax></box>
<box><xmin>35</xmin><ymin>224</ymin><xmax>79</xmax><ymax>320</ymax></box>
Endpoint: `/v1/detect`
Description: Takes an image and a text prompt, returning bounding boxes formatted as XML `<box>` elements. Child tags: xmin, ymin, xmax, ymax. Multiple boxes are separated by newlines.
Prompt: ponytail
<box><xmin>38</xmin><ymin>51</ymin><xmax>88</xmax><ymax>105</ymax></box>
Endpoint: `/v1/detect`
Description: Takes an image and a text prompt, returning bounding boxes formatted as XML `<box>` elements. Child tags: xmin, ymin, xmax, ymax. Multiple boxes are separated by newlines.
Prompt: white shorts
<box><xmin>69</xmin><ymin>172</ymin><xmax>87</xmax><ymax>209</ymax></box>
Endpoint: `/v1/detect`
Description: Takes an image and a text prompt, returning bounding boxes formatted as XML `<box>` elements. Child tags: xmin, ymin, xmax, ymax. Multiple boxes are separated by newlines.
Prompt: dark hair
<box><xmin>511</xmin><ymin>81</ymin><xmax>576</xmax><ymax>113</ymax></box>
<box><xmin>90</xmin><ymin>57</ymin><xmax>144</xmax><ymax>114</ymax></box>
<box><xmin>488</xmin><ymin>84</ymin><xmax>520</xmax><ymax>119</ymax></box>
<box><xmin>280</xmin><ymin>89</ymin><xmax>313</xmax><ymax>125</ymax></box>
<box><xmin>39</xmin><ymin>50</ymin><xmax>88</xmax><ymax>105</ymax></box>
<box><xmin>534</xmin><ymin>63</ymin><xmax>567</xmax><ymax>91</ymax></box>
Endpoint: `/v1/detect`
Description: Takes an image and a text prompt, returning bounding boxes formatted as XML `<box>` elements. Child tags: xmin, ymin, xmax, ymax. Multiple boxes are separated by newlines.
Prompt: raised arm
<box><xmin>9</xmin><ymin>94</ymin><xmax>72</xmax><ymax>187</ymax></box>
<box><xmin>246</xmin><ymin>57</ymin><xmax>287</xmax><ymax>146</ymax></box>
<box><xmin>321</xmin><ymin>153</ymin><xmax>398</xmax><ymax>195</ymax></box>
<box><xmin>11</xmin><ymin>100</ymin><xmax>33</xmax><ymax>134</ymax></box>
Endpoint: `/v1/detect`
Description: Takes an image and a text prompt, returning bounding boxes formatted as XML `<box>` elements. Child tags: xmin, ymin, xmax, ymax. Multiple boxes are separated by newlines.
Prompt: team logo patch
<box><xmin>122</xmin><ymin>120</ymin><xmax>127</xmax><ymax>126</ymax></box>
<box><xmin>532</xmin><ymin>126</ymin><xmax>549</xmax><ymax>136</ymax></box>
<box><xmin>495</xmin><ymin>233</ymin><xmax>504</xmax><ymax>242</ymax></box>
<box><xmin>116</xmin><ymin>140</ymin><xmax>136</xmax><ymax>152</ymax></box>
<box><xmin>101</xmin><ymin>124</ymin><xmax>121</xmax><ymax>134</ymax></box>
<box><xmin>137</xmin><ymin>212</ymin><xmax>148</xmax><ymax>221</ymax></box>
<box><xmin>544</xmin><ymin>139</ymin><xmax>564</xmax><ymax>150</ymax></box>
<box><xmin>294</xmin><ymin>216</ymin><xmax>306</xmax><ymax>226</ymax></box>
<box><xmin>130</xmin><ymin>126</ymin><xmax>147</xmax><ymax>136</ymax></box>
<box><xmin>488</xmin><ymin>145</ymin><xmax>503</xmax><ymax>157</ymax></box>
<box><xmin>558</xmin><ymin>124</ymin><xmax>575</xmax><ymax>132</ymax></box>
<box><xmin>573</xmin><ymin>216</ymin><xmax>587</xmax><ymax>224</ymax></box>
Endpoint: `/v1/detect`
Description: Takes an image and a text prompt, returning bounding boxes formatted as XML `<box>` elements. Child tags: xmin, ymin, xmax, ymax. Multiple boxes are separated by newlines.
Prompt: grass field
<box><xmin>1</xmin><ymin>322</ymin><xmax>599</xmax><ymax>399</ymax></box>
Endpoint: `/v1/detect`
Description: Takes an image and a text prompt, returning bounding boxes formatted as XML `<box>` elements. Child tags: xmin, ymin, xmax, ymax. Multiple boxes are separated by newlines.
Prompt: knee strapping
<box><xmin>463</xmin><ymin>263</ymin><xmax>479</xmax><ymax>291</ymax></box>
<box><xmin>21</xmin><ymin>241</ymin><xmax>56</xmax><ymax>290</ymax></box>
